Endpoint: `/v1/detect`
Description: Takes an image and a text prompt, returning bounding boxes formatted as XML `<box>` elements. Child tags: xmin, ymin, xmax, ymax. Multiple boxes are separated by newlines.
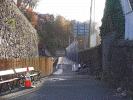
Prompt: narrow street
<box><xmin>1</xmin><ymin>0</ymin><xmax>132</xmax><ymax>100</ymax></box>
<box><xmin>0</xmin><ymin>57</ymin><xmax>127</xmax><ymax>100</ymax></box>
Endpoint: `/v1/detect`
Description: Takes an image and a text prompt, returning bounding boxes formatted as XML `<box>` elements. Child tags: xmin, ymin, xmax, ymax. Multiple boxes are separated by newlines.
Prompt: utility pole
<box><xmin>69</xmin><ymin>35</ymin><xmax>70</xmax><ymax>46</ymax></box>
<box><xmin>93</xmin><ymin>0</ymin><xmax>95</xmax><ymax>34</ymax></box>
<box><xmin>84</xmin><ymin>22</ymin><xmax>86</xmax><ymax>50</ymax></box>
<box><xmin>67</xmin><ymin>25</ymin><xmax>70</xmax><ymax>46</ymax></box>
<box><xmin>88</xmin><ymin>0</ymin><xmax>93</xmax><ymax>48</ymax></box>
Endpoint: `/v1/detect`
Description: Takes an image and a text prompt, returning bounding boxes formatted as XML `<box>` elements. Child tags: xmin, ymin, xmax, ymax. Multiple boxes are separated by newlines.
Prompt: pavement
<box><xmin>0</xmin><ymin>57</ymin><xmax>130</xmax><ymax>100</ymax></box>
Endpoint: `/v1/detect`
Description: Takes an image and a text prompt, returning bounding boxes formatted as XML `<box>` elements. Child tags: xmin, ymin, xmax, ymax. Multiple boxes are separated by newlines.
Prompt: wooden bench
<box><xmin>14</xmin><ymin>67</ymin><xmax>41</xmax><ymax>84</ymax></box>
<box><xmin>0</xmin><ymin>69</ymin><xmax>20</xmax><ymax>92</ymax></box>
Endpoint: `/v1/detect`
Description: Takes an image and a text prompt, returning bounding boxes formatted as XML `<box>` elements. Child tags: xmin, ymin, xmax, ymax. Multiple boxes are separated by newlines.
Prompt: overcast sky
<box><xmin>34</xmin><ymin>0</ymin><xmax>106</xmax><ymax>26</ymax></box>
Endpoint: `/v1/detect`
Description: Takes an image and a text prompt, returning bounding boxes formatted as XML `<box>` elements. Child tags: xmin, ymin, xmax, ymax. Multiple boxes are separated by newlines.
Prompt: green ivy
<box><xmin>7</xmin><ymin>18</ymin><xmax>15</xmax><ymax>24</ymax></box>
<box><xmin>100</xmin><ymin>0</ymin><xmax>125</xmax><ymax>39</ymax></box>
<box><xmin>6</xmin><ymin>18</ymin><xmax>16</xmax><ymax>32</ymax></box>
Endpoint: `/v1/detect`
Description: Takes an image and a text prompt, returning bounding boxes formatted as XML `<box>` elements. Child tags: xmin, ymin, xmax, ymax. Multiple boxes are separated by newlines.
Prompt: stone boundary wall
<box><xmin>0</xmin><ymin>0</ymin><xmax>38</xmax><ymax>58</ymax></box>
<box><xmin>78</xmin><ymin>45</ymin><xmax>102</xmax><ymax>75</ymax></box>
<box><xmin>78</xmin><ymin>41</ymin><xmax>133</xmax><ymax>91</ymax></box>
<box><xmin>108</xmin><ymin>40</ymin><xmax>133</xmax><ymax>91</ymax></box>
<box><xmin>102</xmin><ymin>34</ymin><xmax>116</xmax><ymax>71</ymax></box>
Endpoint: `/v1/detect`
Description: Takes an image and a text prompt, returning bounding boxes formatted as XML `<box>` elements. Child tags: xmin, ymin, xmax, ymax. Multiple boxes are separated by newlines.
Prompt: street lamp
<box><xmin>89</xmin><ymin>0</ymin><xmax>93</xmax><ymax>48</ymax></box>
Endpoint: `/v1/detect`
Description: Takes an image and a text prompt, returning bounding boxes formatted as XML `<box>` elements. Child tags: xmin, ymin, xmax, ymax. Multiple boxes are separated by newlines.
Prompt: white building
<box><xmin>13</xmin><ymin>0</ymin><xmax>17</xmax><ymax>4</ymax></box>
<box><xmin>120</xmin><ymin>0</ymin><xmax>133</xmax><ymax>40</ymax></box>
<box><xmin>90</xmin><ymin>33</ymin><xmax>96</xmax><ymax>48</ymax></box>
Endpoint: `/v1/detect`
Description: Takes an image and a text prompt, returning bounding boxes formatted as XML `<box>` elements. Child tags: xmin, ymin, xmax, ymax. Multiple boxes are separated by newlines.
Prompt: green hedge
<box><xmin>100</xmin><ymin>0</ymin><xmax>125</xmax><ymax>39</ymax></box>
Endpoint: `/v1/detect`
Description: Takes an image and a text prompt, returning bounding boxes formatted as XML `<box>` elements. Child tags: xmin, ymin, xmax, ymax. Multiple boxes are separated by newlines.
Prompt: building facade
<box><xmin>121</xmin><ymin>0</ymin><xmax>133</xmax><ymax>40</ymax></box>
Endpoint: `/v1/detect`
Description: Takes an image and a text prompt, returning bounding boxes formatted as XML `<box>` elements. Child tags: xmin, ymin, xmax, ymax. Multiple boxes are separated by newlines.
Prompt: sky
<box><xmin>34</xmin><ymin>0</ymin><xmax>106</xmax><ymax>26</ymax></box>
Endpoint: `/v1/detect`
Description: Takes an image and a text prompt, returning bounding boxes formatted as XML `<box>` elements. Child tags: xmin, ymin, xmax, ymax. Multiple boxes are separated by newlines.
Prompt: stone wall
<box><xmin>0</xmin><ymin>0</ymin><xmax>39</xmax><ymax>58</ymax></box>
<box><xmin>108</xmin><ymin>40</ymin><xmax>133</xmax><ymax>90</ymax></box>
<box><xmin>102</xmin><ymin>34</ymin><xmax>116</xmax><ymax>71</ymax></box>
<box><xmin>78</xmin><ymin>45</ymin><xmax>102</xmax><ymax>75</ymax></box>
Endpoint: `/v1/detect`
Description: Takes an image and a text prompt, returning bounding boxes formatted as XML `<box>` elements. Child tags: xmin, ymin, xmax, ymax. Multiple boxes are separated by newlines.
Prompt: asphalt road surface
<box><xmin>0</xmin><ymin>57</ymin><xmax>128</xmax><ymax>100</ymax></box>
